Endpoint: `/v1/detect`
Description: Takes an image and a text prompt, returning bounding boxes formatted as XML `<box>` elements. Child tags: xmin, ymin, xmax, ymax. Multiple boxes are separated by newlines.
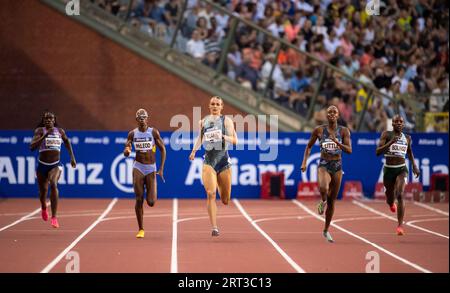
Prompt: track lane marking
<box><xmin>292</xmin><ymin>199</ymin><xmax>432</xmax><ymax>273</ymax></box>
<box><xmin>234</xmin><ymin>199</ymin><xmax>306</xmax><ymax>273</ymax></box>
<box><xmin>40</xmin><ymin>198</ymin><xmax>118</xmax><ymax>273</ymax></box>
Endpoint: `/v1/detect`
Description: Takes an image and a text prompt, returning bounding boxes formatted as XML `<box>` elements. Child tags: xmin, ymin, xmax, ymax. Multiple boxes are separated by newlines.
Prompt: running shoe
<box><xmin>396</xmin><ymin>226</ymin><xmax>404</xmax><ymax>236</ymax></box>
<box><xmin>136</xmin><ymin>230</ymin><xmax>145</xmax><ymax>238</ymax></box>
<box><xmin>317</xmin><ymin>200</ymin><xmax>327</xmax><ymax>215</ymax></box>
<box><xmin>389</xmin><ymin>203</ymin><xmax>397</xmax><ymax>213</ymax></box>
<box><xmin>211</xmin><ymin>228</ymin><xmax>220</xmax><ymax>237</ymax></box>
<box><xmin>41</xmin><ymin>208</ymin><xmax>49</xmax><ymax>222</ymax></box>
<box><xmin>323</xmin><ymin>231</ymin><xmax>334</xmax><ymax>243</ymax></box>
<box><xmin>51</xmin><ymin>217</ymin><xmax>59</xmax><ymax>228</ymax></box>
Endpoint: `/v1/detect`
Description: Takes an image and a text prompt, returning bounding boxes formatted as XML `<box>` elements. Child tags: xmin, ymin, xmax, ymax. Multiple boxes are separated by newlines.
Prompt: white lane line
<box><xmin>253</xmin><ymin>215</ymin><xmax>312</xmax><ymax>224</ymax></box>
<box><xmin>406</xmin><ymin>218</ymin><xmax>449</xmax><ymax>238</ymax></box>
<box><xmin>333</xmin><ymin>216</ymin><xmax>385</xmax><ymax>223</ymax></box>
<box><xmin>233</xmin><ymin>199</ymin><xmax>306</xmax><ymax>273</ymax></box>
<box><xmin>40</xmin><ymin>198</ymin><xmax>118</xmax><ymax>273</ymax></box>
<box><xmin>0</xmin><ymin>202</ymin><xmax>49</xmax><ymax>232</ymax></box>
<box><xmin>413</xmin><ymin>202</ymin><xmax>449</xmax><ymax>216</ymax></box>
<box><xmin>292</xmin><ymin>199</ymin><xmax>432</xmax><ymax>273</ymax></box>
<box><xmin>353</xmin><ymin>200</ymin><xmax>449</xmax><ymax>240</ymax></box>
<box><xmin>101</xmin><ymin>213</ymin><xmax>172</xmax><ymax>222</ymax></box>
<box><xmin>177</xmin><ymin>214</ymin><xmax>242</xmax><ymax>224</ymax></box>
<box><xmin>170</xmin><ymin>198</ymin><xmax>178</xmax><ymax>273</ymax></box>
<box><xmin>407</xmin><ymin>217</ymin><xmax>449</xmax><ymax>225</ymax></box>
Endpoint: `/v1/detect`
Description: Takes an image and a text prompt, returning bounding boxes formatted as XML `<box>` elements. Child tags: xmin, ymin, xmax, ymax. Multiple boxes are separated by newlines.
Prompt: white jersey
<box><xmin>133</xmin><ymin>127</ymin><xmax>155</xmax><ymax>153</ymax></box>
<box><xmin>385</xmin><ymin>132</ymin><xmax>408</xmax><ymax>159</ymax></box>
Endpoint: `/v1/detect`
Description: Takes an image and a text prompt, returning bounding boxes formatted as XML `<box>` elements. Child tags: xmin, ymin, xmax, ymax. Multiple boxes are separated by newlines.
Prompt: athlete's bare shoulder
<box><xmin>340</xmin><ymin>126</ymin><xmax>351</xmax><ymax>136</ymax></box>
<box><xmin>127</xmin><ymin>129</ymin><xmax>135</xmax><ymax>140</ymax></box>
<box><xmin>312</xmin><ymin>125</ymin><xmax>325</xmax><ymax>136</ymax></box>
<box><xmin>152</xmin><ymin>127</ymin><xmax>161</xmax><ymax>137</ymax></box>
<box><xmin>33</xmin><ymin>127</ymin><xmax>43</xmax><ymax>136</ymax></box>
<box><xmin>56</xmin><ymin>128</ymin><xmax>65</xmax><ymax>135</ymax></box>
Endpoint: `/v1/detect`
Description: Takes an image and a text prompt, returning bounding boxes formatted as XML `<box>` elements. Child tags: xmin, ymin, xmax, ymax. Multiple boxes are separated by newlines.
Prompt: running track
<box><xmin>0</xmin><ymin>198</ymin><xmax>447</xmax><ymax>273</ymax></box>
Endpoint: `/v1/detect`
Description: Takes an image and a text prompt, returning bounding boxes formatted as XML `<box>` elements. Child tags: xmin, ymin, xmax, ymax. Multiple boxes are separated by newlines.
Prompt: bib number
<box><xmin>204</xmin><ymin>129</ymin><xmax>222</xmax><ymax>143</ymax></box>
<box><xmin>134</xmin><ymin>141</ymin><xmax>153</xmax><ymax>152</ymax></box>
<box><xmin>45</xmin><ymin>137</ymin><xmax>62</xmax><ymax>148</ymax></box>
<box><xmin>321</xmin><ymin>140</ymin><xmax>339</xmax><ymax>152</ymax></box>
<box><xmin>389</xmin><ymin>143</ymin><xmax>407</xmax><ymax>155</ymax></box>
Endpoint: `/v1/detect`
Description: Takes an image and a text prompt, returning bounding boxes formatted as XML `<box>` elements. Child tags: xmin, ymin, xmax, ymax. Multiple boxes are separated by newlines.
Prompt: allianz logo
<box><xmin>418</xmin><ymin>138</ymin><xmax>444</xmax><ymax>146</ymax></box>
<box><xmin>296</xmin><ymin>139</ymin><xmax>320</xmax><ymax>146</ymax></box>
<box><xmin>84</xmin><ymin>137</ymin><xmax>110</xmax><ymax>145</ymax></box>
<box><xmin>0</xmin><ymin>156</ymin><xmax>103</xmax><ymax>185</ymax></box>
<box><xmin>0</xmin><ymin>136</ymin><xmax>18</xmax><ymax>144</ymax></box>
<box><xmin>357</xmin><ymin>138</ymin><xmax>380</xmax><ymax>145</ymax></box>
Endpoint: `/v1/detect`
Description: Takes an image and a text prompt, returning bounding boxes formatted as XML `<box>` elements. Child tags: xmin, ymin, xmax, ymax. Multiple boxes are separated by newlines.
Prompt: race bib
<box><xmin>321</xmin><ymin>140</ymin><xmax>339</xmax><ymax>152</ymax></box>
<box><xmin>389</xmin><ymin>143</ymin><xmax>407</xmax><ymax>155</ymax></box>
<box><xmin>204</xmin><ymin>128</ymin><xmax>222</xmax><ymax>143</ymax></box>
<box><xmin>45</xmin><ymin>137</ymin><xmax>62</xmax><ymax>148</ymax></box>
<box><xmin>134</xmin><ymin>139</ymin><xmax>153</xmax><ymax>152</ymax></box>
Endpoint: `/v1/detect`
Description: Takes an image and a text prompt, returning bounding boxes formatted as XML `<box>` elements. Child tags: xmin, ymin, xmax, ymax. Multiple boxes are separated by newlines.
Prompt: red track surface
<box><xmin>0</xmin><ymin>198</ymin><xmax>448</xmax><ymax>273</ymax></box>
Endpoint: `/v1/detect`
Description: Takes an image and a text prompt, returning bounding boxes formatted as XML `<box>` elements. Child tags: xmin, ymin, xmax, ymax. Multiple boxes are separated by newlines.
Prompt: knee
<box><xmin>49</xmin><ymin>180</ymin><xmax>58</xmax><ymax>189</ymax></box>
<box><xmin>206</xmin><ymin>191</ymin><xmax>216</xmax><ymax>200</ymax></box>
<box><xmin>221</xmin><ymin>197</ymin><xmax>229</xmax><ymax>205</ymax></box>
<box><xmin>319</xmin><ymin>186</ymin><xmax>329</xmax><ymax>196</ymax></box>
<box><xmin>394</xmin><ymin>189</ymin><xmax>404</xmax><ymax>200</ymax></box>
<box><xmin>135</xmin><ymin>197</ymin><xmax>144</xmax><ymax>206</ymax></box>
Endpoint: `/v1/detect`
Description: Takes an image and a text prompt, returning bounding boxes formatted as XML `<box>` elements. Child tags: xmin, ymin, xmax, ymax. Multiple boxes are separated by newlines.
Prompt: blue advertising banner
<box><xmin>0</xmin><ymin>131</ymin><xmax>448</xmax><ymax>198</ymax></box>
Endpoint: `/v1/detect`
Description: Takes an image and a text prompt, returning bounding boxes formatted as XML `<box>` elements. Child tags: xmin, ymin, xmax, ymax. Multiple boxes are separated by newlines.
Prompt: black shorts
<box><xmin>318</xmin><ymin>159</ymin><xmax>342</xmax><ymax>176</ymax></box>
<box><xmin>383</xmin><ymin>165</ymin><xmax>408</xmax><ymax>183</ymax></box>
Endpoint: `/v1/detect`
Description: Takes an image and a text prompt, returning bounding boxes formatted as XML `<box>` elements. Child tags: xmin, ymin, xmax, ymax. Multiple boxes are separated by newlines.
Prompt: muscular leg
<box><xmin>383</xmin><ymin>180</ymin><xmax>396</xmax><ymax>209</ymax></box>
<box><xmin>394</xmin><ymin>173</ymin><xmax>407</xmax><ymax>227</ymax></box>
<box><xmin>36</xmin><ymin>172</ymin><xmax>49</xmax><ymax>210</ymax></box>
<box><xmin>217</xmin><ymin>168</ymin><xmax>232</xmax><ymax>205</ymax></box>
<box><xmin>145</xmin><ymin>172</ymin><xmax>157</xmax><ymax>207</ymax></box>
<box><xmin>202</xmin><ymin>165</ymin><xmax>218</xmax><ymax>229</ymax></box>
<box><xmin>318</xmin><ymin>168</ymin><xmax>332</xmax><ymax>203</ymax></box>
<box><xmin>324</xmin><ymin>170</ymin><xmax>343</xmax><ymax>232</ymax></box>
<box><xmin>47</xmin><ymin>167</ymin><xmax>62</xmax><ymax>217</ymax></box>
<box><xmin>133</xmin><ymin>169</ymin><xmax>145</xmax><ymax>230</ymax></box>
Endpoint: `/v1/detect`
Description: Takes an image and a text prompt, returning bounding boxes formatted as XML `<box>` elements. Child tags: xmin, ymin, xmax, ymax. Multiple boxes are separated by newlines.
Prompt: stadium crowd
<box><xmin>94</xmin><ymin>0</ymin><xmax>449</xmax><ymax>132</ymax></box>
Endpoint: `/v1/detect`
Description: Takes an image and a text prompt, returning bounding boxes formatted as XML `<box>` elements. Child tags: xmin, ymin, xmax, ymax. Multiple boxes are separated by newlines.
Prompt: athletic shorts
<box><xmin>383</xmin><ymin>165</ymin><xmax>408</xmax><ymax>183</ymax></box>
<box><xmin>318</xmin><ymin>159</ymin><xmax>342</xmax><ymax>176</ymax></box>
<box><xmin>133</xmin><ymin>161</ymin><xmax>157</xmax><ymax>176</ymax></box>
<box><xmin>36</xmin><ymin>161</ymin><xmax>62</xmax><ymax>178</ymax></box>
<box><xmin>204</xmin><ymin>152</ymin><xmax>231</xmax><ymax>174</ymax></box>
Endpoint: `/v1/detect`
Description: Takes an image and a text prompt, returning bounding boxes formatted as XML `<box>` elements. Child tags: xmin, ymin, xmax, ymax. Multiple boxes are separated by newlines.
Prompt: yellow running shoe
<box><xmin>136</xmin><ymin>229</ymin><xmax>145</xmax><ymax>238</ymax></box>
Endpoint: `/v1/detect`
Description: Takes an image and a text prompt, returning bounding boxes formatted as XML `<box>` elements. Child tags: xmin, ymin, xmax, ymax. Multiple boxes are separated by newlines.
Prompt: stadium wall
<box><xmin>0</xmin><ymin>0</ymin><xmax>246</xmax><ymax>131</ymax></box>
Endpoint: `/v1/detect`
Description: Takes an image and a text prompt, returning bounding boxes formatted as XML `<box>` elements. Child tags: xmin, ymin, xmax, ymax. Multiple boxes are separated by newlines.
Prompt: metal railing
<box><xmin>61</xmin><ymin>0</ymin><xmax>449</xmax><ymax>131</ymax></box>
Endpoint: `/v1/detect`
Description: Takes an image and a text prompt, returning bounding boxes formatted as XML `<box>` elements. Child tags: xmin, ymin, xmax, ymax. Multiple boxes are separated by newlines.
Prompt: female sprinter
<box><xmin>376</xmin><ymin>114</ymin><xmax>420</xmax><ymax>235</ymax></box>
<box><xmin>189</xmin><ymin>96</ymin><xmax>238</xmax><ymax>236</ymax></box>
<box><xmin>124</xmin><ymin>108</ymin><xmax>166</xmax><ymax>238</ymax></box>
<box><xmin>30</xmin><ymin>111</ymin><xmax>77</xmax><ymax>228</ymax></box>
<box><xmin>301</xmin><ymin>105</ymin><xmax>352</xmax><ymax>242</ymax></box>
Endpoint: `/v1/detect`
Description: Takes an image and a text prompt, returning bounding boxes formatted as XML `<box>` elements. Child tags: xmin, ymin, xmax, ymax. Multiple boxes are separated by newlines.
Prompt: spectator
<box><xmin>186</xmin><ymin>29</ymin><xmax>205</xmax><ymax>59</ymax></box>
<box><xmin>235</xmin><ymin>49</ymin><xmax>260</xmax><ymax>90</ymax></box>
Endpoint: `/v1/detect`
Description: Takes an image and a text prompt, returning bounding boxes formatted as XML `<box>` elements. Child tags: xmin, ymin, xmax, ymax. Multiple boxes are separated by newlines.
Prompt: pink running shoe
<box><xmin>396</xmin><ymin>226</ymin><xmax>404</xmax><ymax>236</ymax></box>
<box><xmin>41</xmin><ymin>208</ymin><xmax>49</xmax><ymax>222</ymax></box>
<box><xmin>389</xmin><ymin>203</ymin><xmax>397</xmax><ymax>213</ymax></box>
<box><xmin>51</xmin><ymin>217</ymin><xmax>59</xmax><ymax>228</ymax></box>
